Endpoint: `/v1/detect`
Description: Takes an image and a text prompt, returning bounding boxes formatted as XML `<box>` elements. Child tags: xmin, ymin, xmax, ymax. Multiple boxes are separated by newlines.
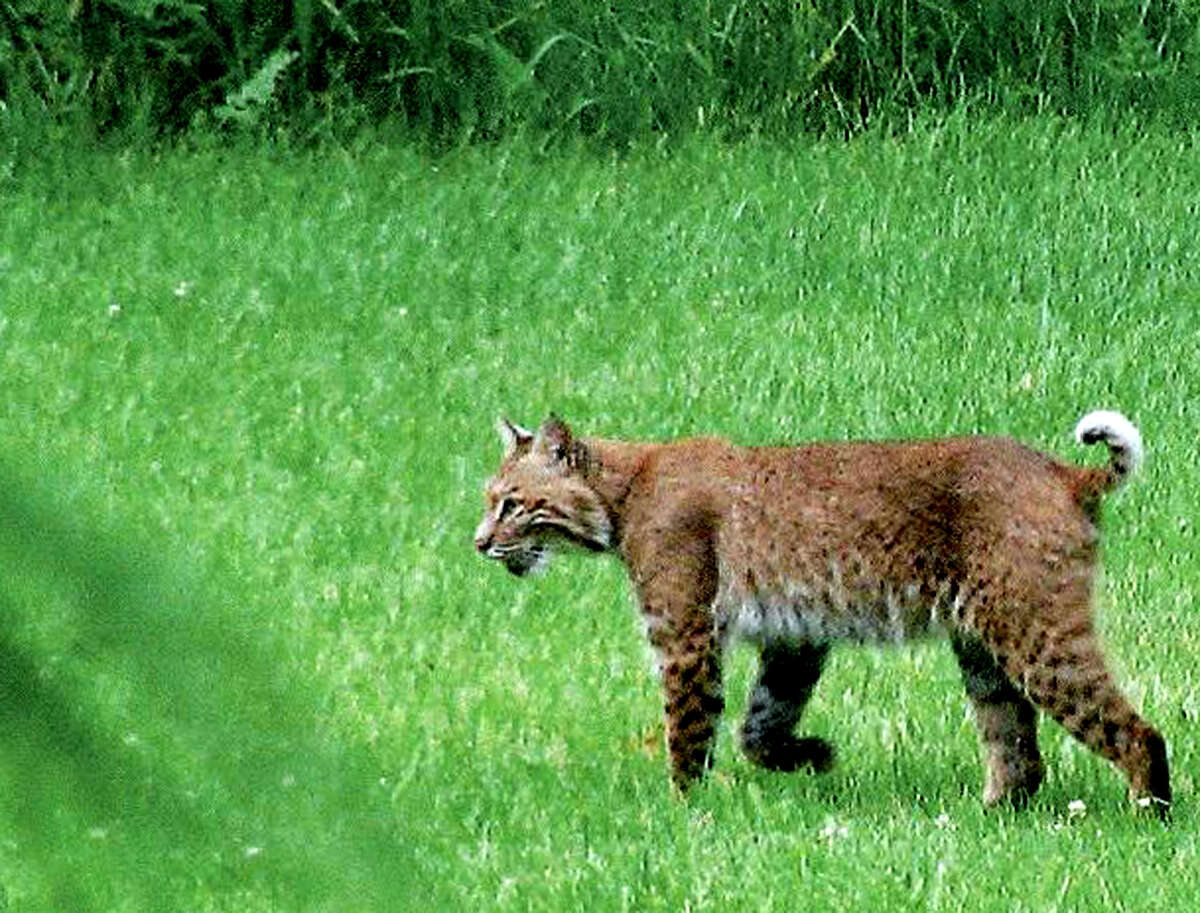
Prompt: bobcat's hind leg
<box><xmin>741</xmin><ymin>641</ymin><xmax>834</xmax><ymax>773</ymax></box>
<box><xmin>951</xmin><ymin>633</ymin><xmax>1044</xmax><ymax>807</ymax></box>
<box><xmin>999</xmin><ymin>615</ymin><xmax>1171</xmax><ymax>817</ymax></box>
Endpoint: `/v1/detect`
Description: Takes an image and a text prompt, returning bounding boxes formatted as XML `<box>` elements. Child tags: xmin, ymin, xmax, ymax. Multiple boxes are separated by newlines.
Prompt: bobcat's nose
<box><xmin>474</xmin><ymin>532</ymin><xmax>492</xmax><ymax>554</ymax></box>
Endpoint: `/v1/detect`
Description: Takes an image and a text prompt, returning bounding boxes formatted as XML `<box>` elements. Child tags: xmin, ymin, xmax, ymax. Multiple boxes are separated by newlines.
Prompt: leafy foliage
<box><xmin>212</xmin><ymin>46</ymin><xmax>299</xmax><ymax>126</ymax></box>
<box><xmin>2</xmin><ymin>1</ymin><xmax>1200</xmax><ymax>146</ymax></box>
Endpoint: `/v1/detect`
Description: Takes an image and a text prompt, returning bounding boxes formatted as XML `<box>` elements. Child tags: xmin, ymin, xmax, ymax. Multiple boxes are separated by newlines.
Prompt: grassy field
<box><xmin>2</xmin><ymin>116</ymin><xmax>1200</xmax><ymax>910</ymax></box>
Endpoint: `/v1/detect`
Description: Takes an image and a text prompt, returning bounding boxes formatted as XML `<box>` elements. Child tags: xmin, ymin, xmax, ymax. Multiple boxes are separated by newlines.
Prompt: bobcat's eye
<box><xmin>496</xmin><ymin>497</ymin><xmax>518</xmax><ymax>520</ymax></box>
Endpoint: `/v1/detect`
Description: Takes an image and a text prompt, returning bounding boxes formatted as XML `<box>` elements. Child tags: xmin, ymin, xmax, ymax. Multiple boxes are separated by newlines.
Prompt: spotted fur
<box><xmin>473</xmin><ymin>412</ymin><xmax>1169</xmax><ymax>814</ymax></box>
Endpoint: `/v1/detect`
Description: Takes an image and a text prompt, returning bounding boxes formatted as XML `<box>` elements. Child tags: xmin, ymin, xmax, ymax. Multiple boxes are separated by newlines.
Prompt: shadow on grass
<box><xmin>0</xmin><ymin>466</ymin><xmax>408</xmax><ymax>910</ymax></box>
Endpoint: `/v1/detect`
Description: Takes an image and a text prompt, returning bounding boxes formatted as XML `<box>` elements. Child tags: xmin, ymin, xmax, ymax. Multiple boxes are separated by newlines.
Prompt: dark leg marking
<box><xmin>741</xmin><ymin>641</ymin><xmax>834</xmax><ymax>773</ymax></box>
<box><xmin>951</xmin><ymin>633</ymin><xmax>1044</xmax><ymax>807</ymax></box>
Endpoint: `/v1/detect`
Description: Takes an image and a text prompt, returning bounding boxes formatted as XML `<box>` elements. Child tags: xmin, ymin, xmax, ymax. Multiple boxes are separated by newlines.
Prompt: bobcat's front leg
<box><xmin>630</xmin><ymin>500</ymin><xmax>724</xmax><ymax>792</ymax></box>
<box><xmin>654</xmin><ymin>615</ymin><xmax>724</xmax><ymax>791</ymax></box>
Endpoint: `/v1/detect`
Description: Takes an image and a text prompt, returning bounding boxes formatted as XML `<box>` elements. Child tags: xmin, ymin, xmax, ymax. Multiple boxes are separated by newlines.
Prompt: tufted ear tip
<box><xmin>537</xmin><ymin>414</ymin><xmax>572</xmax><ymax>462</ymax></box>
<box><xmin>497</xmin><ymin>417</ymin><xmax>534</xmax><ymax>456</ymax></box>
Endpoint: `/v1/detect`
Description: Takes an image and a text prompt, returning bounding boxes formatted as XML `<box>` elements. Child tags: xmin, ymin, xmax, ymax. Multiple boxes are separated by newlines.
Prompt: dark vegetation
<box><xmin>4</xmin><ymin>0</ymin><xmax>1200</xmax><ymax>149</ymax></box>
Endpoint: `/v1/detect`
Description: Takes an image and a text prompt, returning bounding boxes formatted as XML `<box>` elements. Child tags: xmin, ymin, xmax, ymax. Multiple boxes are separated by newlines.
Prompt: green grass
<box><xmin>2</xmin><ymin>116</ymin><xmax>1200</xmax><ymax>910</ymax></box>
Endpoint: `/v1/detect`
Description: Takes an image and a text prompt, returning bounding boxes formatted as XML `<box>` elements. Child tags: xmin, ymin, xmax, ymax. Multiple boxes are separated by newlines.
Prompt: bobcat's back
<box><xmin>693</xmin><ymin>437</ymin><xmax>1098</xmax><ymax>645</ymax></box>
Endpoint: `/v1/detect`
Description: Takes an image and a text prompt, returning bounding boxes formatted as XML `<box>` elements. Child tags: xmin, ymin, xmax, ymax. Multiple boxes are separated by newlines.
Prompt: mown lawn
<box><xmin>2</xmin><ymin>117</ymin><xmax>1198</xmax><ymax>910</ymax></box>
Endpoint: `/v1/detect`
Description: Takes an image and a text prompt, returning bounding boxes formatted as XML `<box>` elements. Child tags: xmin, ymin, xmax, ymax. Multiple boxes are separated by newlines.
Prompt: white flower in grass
<box><xmin>1067</xmin><ymin>799</ymin><xmax>1087</xmax><ymax>818</ymax></box>
<box><xmin>174</xmin><ymin>280</ymin><xmax>194</xmax><ymax>298</ymax></box>
<box><xmin>819</xmin><ymin>818</ymin><xmax>849</xmax><ymax>841</ymax></box>
<box><xmin>934</xmin><ymin>813</ymin><xmax>953</xmax><ymax>830</ymax></box>
<box><xmin>497</xmin><ymin>877</ymin><xmax>518</xmax><ymax>902</ymax></box>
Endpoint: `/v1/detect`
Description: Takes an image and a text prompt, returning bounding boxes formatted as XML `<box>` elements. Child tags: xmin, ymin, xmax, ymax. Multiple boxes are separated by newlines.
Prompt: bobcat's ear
<box><xmin>497</xmin><ymin>417</ymin><xmax>534</xmax><ymax>457</ymax></box>
<box><xmin>536</xmin><ymin>414</ymin><xmax>573</xmax><ymax>464</ymax></box>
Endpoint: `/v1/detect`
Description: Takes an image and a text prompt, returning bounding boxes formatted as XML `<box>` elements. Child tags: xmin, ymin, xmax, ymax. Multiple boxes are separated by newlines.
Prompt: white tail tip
<box><xmin>1075</xmin><ymin>410</ymin><xmax>1143</xmax><ymax>481</ymax></box>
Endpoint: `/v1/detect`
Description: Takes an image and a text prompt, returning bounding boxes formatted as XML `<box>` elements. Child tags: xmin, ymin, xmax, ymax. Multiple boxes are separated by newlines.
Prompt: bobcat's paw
<box><xmin>744</xmin><ymin>735</ymin><xmax>835</xmax><ymax>774</ymax></box>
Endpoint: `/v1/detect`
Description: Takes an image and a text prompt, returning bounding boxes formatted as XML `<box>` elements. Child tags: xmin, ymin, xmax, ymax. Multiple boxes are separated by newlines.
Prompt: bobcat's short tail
<box><xmin>1074</xmin><ymin>410</ymin><xmax>1142</xmax><ymax>493</ymax></box>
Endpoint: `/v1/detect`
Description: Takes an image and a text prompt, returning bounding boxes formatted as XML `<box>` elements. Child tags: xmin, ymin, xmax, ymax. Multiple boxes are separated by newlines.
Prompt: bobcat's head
<box><xmin>474</xmin><ymin>415</ymin><xmax>613</xmax><ymax>576</ymax></box>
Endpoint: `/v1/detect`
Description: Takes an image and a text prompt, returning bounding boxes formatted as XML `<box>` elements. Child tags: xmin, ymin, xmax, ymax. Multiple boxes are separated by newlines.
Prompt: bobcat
<box><xmin>473</xmin><ymin>411</ymin><xmax>1170</xmax><ymax>814</ymax></box>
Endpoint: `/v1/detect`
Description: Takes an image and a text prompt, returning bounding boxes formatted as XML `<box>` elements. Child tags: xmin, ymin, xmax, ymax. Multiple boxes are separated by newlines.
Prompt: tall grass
<box><xmin>3</xmin><ymin>1</ymin><xmax>1200</xmax><ymax>151</ymax></box>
